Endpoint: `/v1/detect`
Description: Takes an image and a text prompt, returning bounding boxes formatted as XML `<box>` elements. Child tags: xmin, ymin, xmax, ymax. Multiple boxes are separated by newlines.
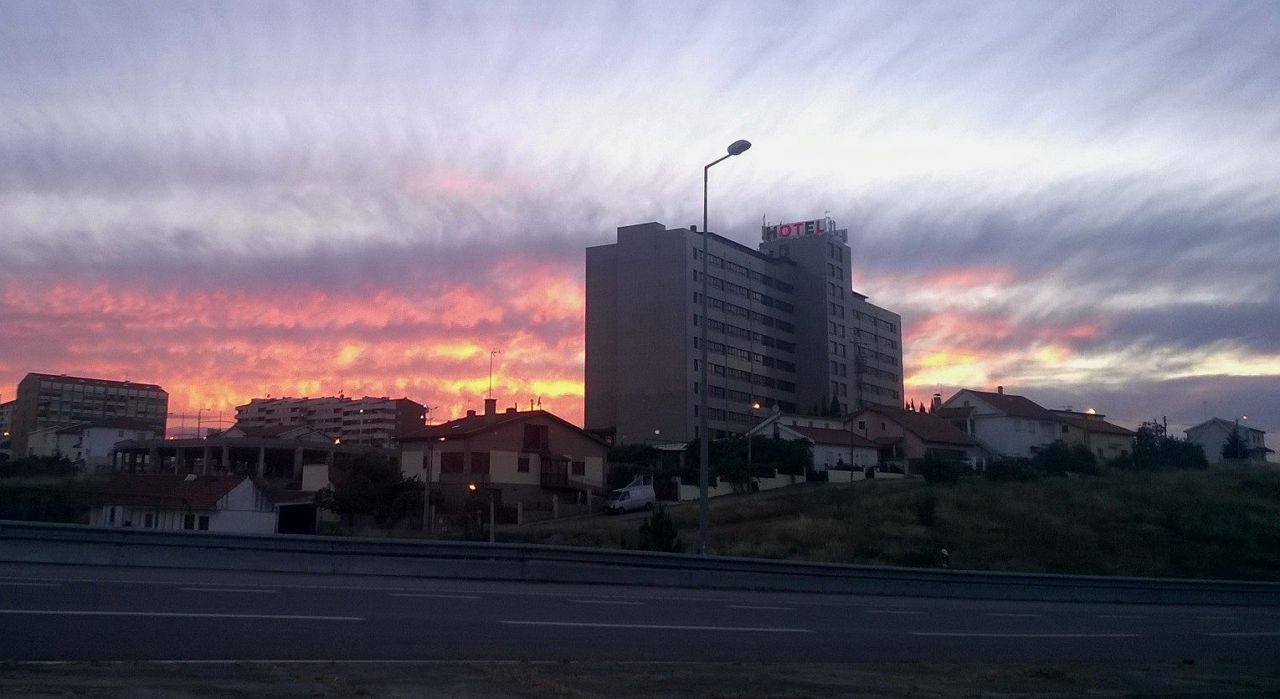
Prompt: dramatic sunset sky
<box><xmin>2</xmin><ymin>1</ymin><xmax>1278</xmax><ymax>438</ymax></box>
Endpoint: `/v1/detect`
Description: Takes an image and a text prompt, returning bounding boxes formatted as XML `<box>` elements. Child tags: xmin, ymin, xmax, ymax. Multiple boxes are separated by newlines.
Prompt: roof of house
<box><xmin>1187</xmin><ymin>417</ymin><xmax>1266</xmax><ymax>436</ymax></box>
<box><xmin>956</xmin><ymin>390</ymin><xmax>1059</xmax><ymax>421</ymax></box>
<box><xmin>45</xmin><ymin>419</ymin><xmax>159</xmax><ymax>435</ymax></box>
<box><xmin>1049</xmin><ymin>411</ymin><xmax>1135</xmax><ymax>437</ymax></box>
<box><xmin>790</xmin><ymin>425</ymin><xmax>877</xmax><ymax>449</ymax></box>
<box><xmin>933</xmin><ymin>406</ymin><xmax>973</xmax><ymax>419</ymax></box>
<box><xmin>855</xmin><ymin>407</ymin><xmax>980</xmax><ymax>447</ymax></box>
<box><xmin>225</xmin><ymin>425</ymin><xmax>334</xmax><ymax>439</ymax></box>
<box><xmin>98</xmin><ymin>474</ymin><xmax>246</xmax><ymax>510</ymax></box>
<box><xmin>399</xmin><ymin>409</ymin><xmax>607</xmax><ymax>447</ymax></box>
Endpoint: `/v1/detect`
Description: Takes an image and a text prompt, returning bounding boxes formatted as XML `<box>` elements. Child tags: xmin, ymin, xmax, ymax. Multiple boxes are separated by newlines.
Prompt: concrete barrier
<box><xmin>2</xmin><ymin>520</ymin><xmax>1278</xmax><ymax>606</ymax></box>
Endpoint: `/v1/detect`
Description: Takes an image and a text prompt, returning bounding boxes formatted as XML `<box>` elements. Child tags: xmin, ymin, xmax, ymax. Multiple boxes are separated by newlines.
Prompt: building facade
<box><xmin>939</xmin><ymin>387</ymin><xmax>1063</xmax><ymax>459</ymax></box>
<box><xmin>25</xmin><ymin>421</ymin><xmax>158</xmax><ymax>471</ymax></box>
<box><xmin>1049</xmin><ymin>409</ymin><xmax>1135</xmax><ymax>462</ymax></box>
<box><xmin>849</xmin><ymin>406</ymin><xmax>985</xmax><ymax>471</ymax></box>
<box><xmin>234</xmin><ymin>396</ymin><xmax>427</xmax><ymax>447</ymax></box>
<box><xmin>7</xmin><ymin>373</ymin><xmax>168</xmax><ymax>458</ymax></box>
<box><xmin>399</xmin><ymin>399</ymin><xmax>608</xmax><ymax>514</ymax></box>
<box><xmin>585</xmin><ymin>218</ymin><xmax>903</xmax><ymax>444</ymax></box>
<box><xmin>1186</xmin><ymin>418</ymin><xmax>1272</xmax><ymax>464</ymax></box>
<box><xmin>89</xmin><ymin>474</ymin><xmax>278</xmax><ymax>534</ymax></box>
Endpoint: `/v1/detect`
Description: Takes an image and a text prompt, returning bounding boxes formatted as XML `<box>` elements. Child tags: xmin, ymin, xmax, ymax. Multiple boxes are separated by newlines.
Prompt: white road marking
<box><xmin>0</xmin><ymin>582</ymin><xmax>60</xmax><ymax>588</ymax></box>
<box><xmin>1198</xmin><ymin>616</ymin><xmax>1239</xmax><ymax>620</ymax></box>
<box><xmin>0</xmin><ymin>609</ymin><xmax>361</xmax><ymax>621</ymax></box>
<box><xmin>912</xmin><ymin>632</ymin><xmax>1139</xmax><ymax>638</ymax></box>
<box><xmin>984</xmin><ymin>613</ymin><xmax>1042</xmax><ymax>618</ymax></box>
<box><xmin>1097</xmin><ymin>614</ymin><xmax>1147</xmax><ymax>619</ymax></box>
<box><xmin>390</xmin><ymin>593</ymin><xmax>481</xmax><ymax>600</ymax></box>
<box><xmin>727</xmin><ymin>605</ymin><xmax>794</xmax><ymax>611</ymax></box>
<box><xmin>867</xmin><ymin>610</ymin><xmax>926</xmax><ymax>615</ymax></box>
<box><xmin>178</xmin><ymin>587</ymin><xmax>278</xmax><ymax>594</ymax></box>
<box><xmin>502</xmin><ymin>621</ymin><xmax>812</xmax><ymax>633</ymax></box>
<box><xmin>568</xmin><ymin>599</ymin><xmax>644</xmax><ymax>606</ymax></box>
<box><xmin>1206</xmin><ymin>631</ymin><xmax>1280</xmax><ymax>637</ymax></box>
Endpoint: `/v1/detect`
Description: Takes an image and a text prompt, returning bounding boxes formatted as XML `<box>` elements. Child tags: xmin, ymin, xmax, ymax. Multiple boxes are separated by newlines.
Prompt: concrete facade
<box><xmin>235</xmin><ymin>396</ymin><xmax>427</xmax><ymax>447</ymax></box>
<box><xmin>586</xmin><ymin>219</ymin><xmax>903</xmax><ymax>444</ymax></box>
<box><xmin>8</xmin><ymin>373</ymin><xmax>168</xmax><ymax>458</ymax></box>
<box><xmin>25</xmin><ymin>422</ymin><xmax>157</xmax><ymax>471</ymax></box>
<box><xmin>940</xmin><ymin>388</ymin><xmax>1062</xmax><ymax>459</ymax></box>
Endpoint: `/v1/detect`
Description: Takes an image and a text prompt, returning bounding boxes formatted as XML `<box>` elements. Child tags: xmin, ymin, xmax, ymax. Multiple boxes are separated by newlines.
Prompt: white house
<box><xmin>89</xmin><ymin>474</ymin><xmax>278</xmax><ymax>533</ymax></box>
<box><xmin>747</xmin><ymin>413</ymin><xmax>878</xmax><ymax>470</ymax></box>
<box><xmin>25</xmin><ymin>421</ymin><xmax>157</xmax><ymax>471</ymax></box>
<box><xmin>1186</xmin><ymin>418</ymin><xmax>1272</xmax><ymax>465</ymax></box>
<box><xmin>938</xmin><ymin>387</ymin><xmax>1062</xmax><ymax>459</ymax></box>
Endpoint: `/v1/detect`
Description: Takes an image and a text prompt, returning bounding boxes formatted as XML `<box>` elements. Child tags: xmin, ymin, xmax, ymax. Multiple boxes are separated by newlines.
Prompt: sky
<box><xmin>2</xmin><ymin>1</ymin><xmax>1278</xmax><ymax>439</ymax></box>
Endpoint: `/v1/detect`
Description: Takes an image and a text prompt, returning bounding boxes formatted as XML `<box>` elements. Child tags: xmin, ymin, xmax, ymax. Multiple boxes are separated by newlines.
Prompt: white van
<box><xmin>605</xmin><ymin>481</ymin><xmax>656</xmax><ymax>514</ymax></box>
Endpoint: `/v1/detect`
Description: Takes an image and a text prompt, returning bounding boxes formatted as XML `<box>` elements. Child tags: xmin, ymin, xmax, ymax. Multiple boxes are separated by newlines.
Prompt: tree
<box><xmin>1131</xmin><ymin>421</ymin><xmax>1208</xmax><ymax>470</ymax></box>
<box><xmin>1223</xmin><ymin>428</ymin><xmax>1251</xmax><ymax>461</ymax></box>
<box><xmin>1033</xmin><ymin>440</ymin><xmax>1097</xmax><ymax>475</ymax></box>
<box><xmin>314</xmin><ymin>453</ymin><xmax>421</xmax><ymax>527</ymax></box>
<box><xmin>918</xmin><ymin>453</ymin><xmax>963</xmax><ymax>484</ymax></box>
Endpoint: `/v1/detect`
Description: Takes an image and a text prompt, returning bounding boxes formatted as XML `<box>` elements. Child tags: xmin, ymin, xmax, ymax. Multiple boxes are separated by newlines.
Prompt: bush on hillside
<box><xmin>918</xmin><ymin>454</ymin><xmax>965</xmax><ymax>484</ymax></box>
<box><xmin>984</xmin><ymin>458</ymin><xmax>1039</xmax><ymax>482</ymax></box>
<box><xmin>1034</xmin><ymin>440</ymin><xmax>1099</xmax><ymax>476</ymax></box>
<box><xmin>634</xmin><ymin>505</ymin><xmax>683</xmax><ymax>553</ymax></box>
<box><xmin>1132</xmin><ymin>422</ymin><xmax>1208</xmax><ymax>470</ymax></box>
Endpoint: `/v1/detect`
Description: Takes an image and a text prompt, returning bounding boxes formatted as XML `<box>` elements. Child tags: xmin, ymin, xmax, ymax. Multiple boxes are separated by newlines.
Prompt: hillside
<box><xmin>504</xmin><ymin>469</ymin><xmax>1280</xmax><ymax>580</ymax></box>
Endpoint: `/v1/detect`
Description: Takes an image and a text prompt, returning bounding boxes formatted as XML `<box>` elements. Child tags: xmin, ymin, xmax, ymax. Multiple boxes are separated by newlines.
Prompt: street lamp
<box><xmin>195</xmin><ymin>408</ymin><xmax>212</xmax><ymax>439</ymax></box>
<box><xmin>698</xmin><ymin>138</ymin><xmax>752</xmax><ymax>556</ymax></box>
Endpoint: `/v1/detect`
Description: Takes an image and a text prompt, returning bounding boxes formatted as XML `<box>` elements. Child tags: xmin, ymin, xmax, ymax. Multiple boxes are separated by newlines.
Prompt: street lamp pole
<box><xmin>698</xmin><ymin>139</ymin><xmax>752</xmax><ymax>556</ymax></box>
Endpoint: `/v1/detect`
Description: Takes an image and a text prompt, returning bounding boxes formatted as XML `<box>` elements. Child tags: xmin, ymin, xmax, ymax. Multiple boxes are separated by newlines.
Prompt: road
<box><xmin>2</xmin><ymin>561</ymin><xmax>1278</xmax><ymax>665</ymax></box>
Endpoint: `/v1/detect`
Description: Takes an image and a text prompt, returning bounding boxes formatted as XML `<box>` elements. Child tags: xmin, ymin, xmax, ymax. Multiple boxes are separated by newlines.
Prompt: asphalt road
<box><xmin>1</xmin><ymin>561</ymin><xmax>1278</xmax><ymax>664</ymax></box>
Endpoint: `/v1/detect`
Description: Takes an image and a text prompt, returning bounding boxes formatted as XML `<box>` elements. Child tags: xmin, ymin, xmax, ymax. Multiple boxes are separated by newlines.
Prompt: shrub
<box><xmin>918</xmin><ymin>454</ymin><xmax>963</xmax><ymax>484</ymax></box>
<box><xmin>985</xmin><ymin>458</ymin><xmax>1039</xmax><ymax>482</ymax></box>
<box><xmin>635</xmin><ymin>505</ymin><xmax>683</xmax><ymax>553</ymax></box>
<box><xmin>1033</xmin><ymin>440</ymin><xmax>1098</xmax><ymax>476</ymax></box>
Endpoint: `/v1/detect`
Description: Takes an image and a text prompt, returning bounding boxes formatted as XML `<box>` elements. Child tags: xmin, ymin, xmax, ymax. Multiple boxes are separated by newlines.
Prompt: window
<box><xmin>522</xmin><ymin>424</ymin><xmax>550</xmax><ymax>451</ymax></box>
<box><xmin>571</xmin><ymin>460</ymin><xmax>585</xmax><ymax>476</ymax></box>
<box><xmin>183</xmin><ymin>514</ymin><xmax>195</xmax><ymax>530</ymax></box>
<box><xmin>471</xmin><ymin>452</ymin><xmax>490</xmax><ymax>474</ymax></box>
<box><xmin>518</xmin><ymin>456</ymin><xmax>530</xmax><ymax>473</ymax></box>
<box><xmin>198</xmin><ymin>516</ymin><xmax>209</xmax><ymax>531</ymax></box>
<box><xmin>109</xmin><ymin>507</ymin><xmax>116</xmax><ymax>524</ymax></box>
<box><xmin>441</xmin><ymin>452</ymin><xmax>465</xmax><ymax>473</ymax></box>
<box><xmin>144</xmin><ymin>513</ymin><xmax>154</xmax><ymax>528</ymax></box>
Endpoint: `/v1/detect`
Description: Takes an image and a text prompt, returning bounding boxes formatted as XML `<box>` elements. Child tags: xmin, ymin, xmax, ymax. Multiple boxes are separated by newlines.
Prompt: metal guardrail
<box><xmin>1</xmin><ymin>519</ymin><xmax>1278</xmax><ymax>605</ymax></box>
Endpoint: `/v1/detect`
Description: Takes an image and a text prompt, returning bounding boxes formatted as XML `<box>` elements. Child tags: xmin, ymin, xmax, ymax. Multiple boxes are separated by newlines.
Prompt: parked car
<box><xmin>605</xmin><ymin>482</ymin><xmax>656</xmax><ymax>514</ymax></box>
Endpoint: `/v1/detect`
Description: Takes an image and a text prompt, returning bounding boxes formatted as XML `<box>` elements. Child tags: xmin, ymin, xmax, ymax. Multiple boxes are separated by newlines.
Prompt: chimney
<box><xmin>484</xmin><ymin>398</ymin><xmax>497</xmax><ymax>422</ymax></box>
<box><xmin>505</xmin><ymin>407</ymin><xmax>517</xmax><ymax>414</ymax></box>
<box><xmin>931</xmin><ymin>393</ymin><xmax>942</xmax><ymax>411</ymax></box>
<box><xmin>997</xmin><ymin>385</ymin><xmax>1004</xmax><ymax>395</ymax></box>
<box><xmin>466</xmin><ymin>409</ymin><xmax>477</xmax><ymax>418</ymax></box>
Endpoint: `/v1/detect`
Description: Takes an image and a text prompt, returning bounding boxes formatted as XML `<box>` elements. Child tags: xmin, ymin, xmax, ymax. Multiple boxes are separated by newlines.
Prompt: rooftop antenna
<box><xmin>488</xmin><ymin>350</ymin><xmax>502</xmax><ymax>399</ymax></box>
<box><xmin>425</xmin><ymin>406</ymin><xmax>438</xmax><ymax>425</ymax></box>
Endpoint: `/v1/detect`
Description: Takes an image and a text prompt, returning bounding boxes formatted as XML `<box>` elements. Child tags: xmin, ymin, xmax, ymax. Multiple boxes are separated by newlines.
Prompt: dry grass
<box><xmin>505</xmin><ymin>469</ymin><xmax>1280</xmax><ymax>580</ymax></box>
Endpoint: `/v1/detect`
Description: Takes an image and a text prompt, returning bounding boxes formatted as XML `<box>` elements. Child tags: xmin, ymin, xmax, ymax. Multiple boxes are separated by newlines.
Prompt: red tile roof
<box><xmin>400</xmin><ymin>409</ymin><xmax>606</xmax><ymax>446</ymax></box>
<box><xmin>1050</xmin><ymin>411</ymin><xmax>1136</xmax><ymax>437</ymax></box>
<box><xmin>856</xmin><ymin>407</ymin><xmax>980</xmax><ymax>447</ymax></box>
<box><xmin>98</xmin><ymin>474</ymin><xmax>246</xmax><ymax>511</ymax></box>
<box><xmin>960</xmin><ymin>390</ymin><xmax>1058</xmax><ymax>421</ymax></box>
<box><xmin>790</xmin><ymin>425</ymin><xmax>877</xmax><ymax>449</ymax></box>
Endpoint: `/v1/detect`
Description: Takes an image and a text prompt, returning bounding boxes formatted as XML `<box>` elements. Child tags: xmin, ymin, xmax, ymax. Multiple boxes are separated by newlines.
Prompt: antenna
<box><xmin>488</xmin><ymin>350</ymin><xmax>502</xmax><ymax>399</ymax></box>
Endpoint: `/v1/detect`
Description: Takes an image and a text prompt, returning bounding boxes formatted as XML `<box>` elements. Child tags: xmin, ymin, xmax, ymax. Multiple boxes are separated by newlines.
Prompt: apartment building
<box><xmin>234</xmin><ymin>396</ymin><xmax>427</xmax><ymax>447</ymax></box>
<box><xmin>7</xmin><ymin>373</ymin><xmax>168</xmax><ymax>458</ymax></box>
<box><xmin>585</xmin><ymin>218</ymin><xmax>903</xmax><ymax>444</ymax></box>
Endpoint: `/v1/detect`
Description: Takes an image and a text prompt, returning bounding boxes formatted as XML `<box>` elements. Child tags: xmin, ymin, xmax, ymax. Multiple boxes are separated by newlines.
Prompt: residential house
<box><xmin>938</xmin><ymin>387</ymin><xmax>1062</xmax><ymax>459</ymax></box>
<box><xmin>849</xmin><ymin>406</ymin><xmax>985</xmax><ymax>472</ymax></box>
<box><xmin>89</xmin><ymin>474</ymin><xmax>278</xmax><ymax>534</ymax></box>
<box><xmin>1186</xmin><ymin>418</ymin><xmax>1272</xmax><ymax>465</ymax></box>
<box><xmin>24</xmin><ymin>420</ymin><xmax>157</xmax><ymax>471</ymax></box>
<box><xmin>399</xmin><ymin>399</ymin><xmax>609</xmax><ymax>514</ymax></box>
<box><xmin>747</xmin><ymin>413</ymin><xmax>877</xmax><ymax>470</ymax></box>
<box><xmin>1049</xmin><ymin>410</ymin><xmax>1135</xmax><ymax>463</ymax></box>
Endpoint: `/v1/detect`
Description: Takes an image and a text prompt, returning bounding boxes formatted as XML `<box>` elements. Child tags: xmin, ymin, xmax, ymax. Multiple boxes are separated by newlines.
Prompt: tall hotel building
<box><xmin>585</xmin><ymin>219</ymin><xmax>903</xmax><ymax>444</ymax></box>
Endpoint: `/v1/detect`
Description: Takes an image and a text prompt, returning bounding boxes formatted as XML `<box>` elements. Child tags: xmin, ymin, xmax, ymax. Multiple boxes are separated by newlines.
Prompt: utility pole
<box><xmin>488</xmin><ymin>350</ymin><xmax>502</xmax><ymax>399</ymax></box>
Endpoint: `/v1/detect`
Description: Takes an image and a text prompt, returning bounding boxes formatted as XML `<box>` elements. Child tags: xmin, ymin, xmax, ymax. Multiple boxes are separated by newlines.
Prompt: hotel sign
<box><xmin>762</xmin><ymin>217</ymin><xmax>844</xmax><ymax>242</ymax></box>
